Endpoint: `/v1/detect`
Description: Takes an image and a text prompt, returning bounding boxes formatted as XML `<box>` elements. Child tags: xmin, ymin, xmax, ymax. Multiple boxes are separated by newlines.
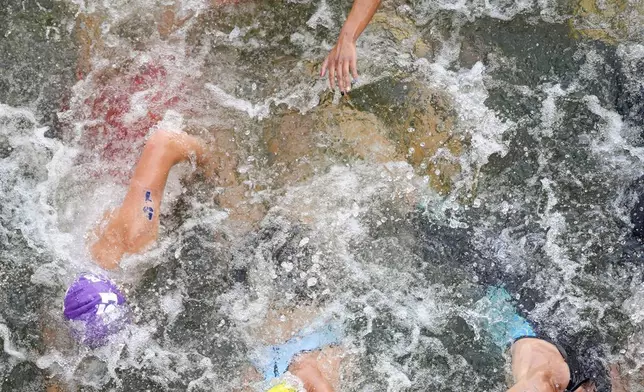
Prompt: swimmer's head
<box><xmin>63</xmin><ymin>273</ymin><xmax>128</xmax><ymax>347</ymax></box>
<box><xmin>266</xmin><ymin>381</ymin><xmax>298</xmax><ymax>392</ymax></box>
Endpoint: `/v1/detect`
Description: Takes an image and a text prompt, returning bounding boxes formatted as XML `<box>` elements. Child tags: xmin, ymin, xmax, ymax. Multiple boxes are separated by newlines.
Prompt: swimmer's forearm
<box><xmin>339</xmin><ymin>0</ymin><xmax>380</xmax><ymax>43</ymax></box>
<box><xmin>130</xmin><ymin>137</ymin><xmax>178</xmax><ymax>192</ymax></box>
<box><xmin>88</xmin><ymin>136</ymin><xmax>175</xmax><ymax>271</ymax></box>
<box><xmin>90</xmin><ymin>131</ymin><xmax>205</xmax><ymax>270</ymax></box>
<box><xmin>130</xmin><ymin>130</ymin><xmax>203</xmax><ymax>191</ymax></box>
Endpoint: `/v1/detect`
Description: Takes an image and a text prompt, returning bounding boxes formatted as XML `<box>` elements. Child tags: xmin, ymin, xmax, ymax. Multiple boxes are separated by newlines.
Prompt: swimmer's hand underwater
<box><xmin>90</xmin><ymin>129</ymin><xmax>209</xmax><ymax>270</ymax></box>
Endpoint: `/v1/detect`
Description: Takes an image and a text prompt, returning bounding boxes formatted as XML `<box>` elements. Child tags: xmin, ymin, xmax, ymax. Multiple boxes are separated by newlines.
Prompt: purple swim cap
<box><xmin>63</xmin><ymin>274</ymin><xmax>128</xmax><ymax>347</ymax></box>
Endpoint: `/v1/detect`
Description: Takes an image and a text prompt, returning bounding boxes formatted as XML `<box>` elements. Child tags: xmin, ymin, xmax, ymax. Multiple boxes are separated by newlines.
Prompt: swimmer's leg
<box><xmin>90</xmin><ymin>130</ymin><xmax>206</xmax><ymax>269</ymax></box>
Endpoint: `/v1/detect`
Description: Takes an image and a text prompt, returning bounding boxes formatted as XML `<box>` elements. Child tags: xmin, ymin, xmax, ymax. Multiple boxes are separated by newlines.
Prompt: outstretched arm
<box><xmin>90</xmin><ymin>130</ymin><xmax>206</xmax><ymax>270</ymax></box>
<box><xmin>321</xmin><ymin>0</ymin><xmax>380</xmax><ymax>94</ymax></box>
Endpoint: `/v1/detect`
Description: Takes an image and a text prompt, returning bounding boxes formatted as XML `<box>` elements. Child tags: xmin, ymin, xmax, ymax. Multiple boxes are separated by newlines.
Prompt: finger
<box><xmin>328</xmin><ymin>64</ymin><xmax>336</xmax><ymax>90</ymax></box>
<box><xmin>350</xmin><ymin>56</ymin><xmax>359</xmax><ymax>82</ymax></box>
<box><xmin>321</xmin><ymin>58</ymin><xmax>328</xmax><ymax>77</ymax></box>
<box><xmin>336</xmin><ymin>60</ymin><xmax>345</xmax><ymax>92</ymax></box>
<box><xmin>333</xmin><ymin>50</ymin><xmax>342</xmax><ymax>90</ymax></box>
<box><xmin>343</xmin><ymin>61</ymin><xmax>351</xmax><ymax>92</ymax></box>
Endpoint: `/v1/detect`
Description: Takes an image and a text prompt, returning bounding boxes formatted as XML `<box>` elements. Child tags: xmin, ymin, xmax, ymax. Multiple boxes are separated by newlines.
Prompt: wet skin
<box><xmin>90</xmin><ymin>130</ymin><xmax>208</xmax><ymax>270</ymax></box>
<box><xmin>508</xmin><ymin>338</ymin><xmax>592</xmax><ymax>392</ymax></box>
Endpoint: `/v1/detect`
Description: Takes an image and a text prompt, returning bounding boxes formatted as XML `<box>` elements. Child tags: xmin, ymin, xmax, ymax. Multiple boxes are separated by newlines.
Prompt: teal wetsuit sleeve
<box><xmin>251</xmin><ymin>323</ymin><xmax>342</xmax><ymax>381</ymax></box>
<box><xmin>474</xmin><ymin>286</ymin><xmax>536</xmax><ymax>348</ymax></box>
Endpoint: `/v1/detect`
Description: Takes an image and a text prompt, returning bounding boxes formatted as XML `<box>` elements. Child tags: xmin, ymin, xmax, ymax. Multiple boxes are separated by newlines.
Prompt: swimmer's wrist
<box><xmin>339</xmin><ymin>27</ymin><xmax>358</xmax><ymax>43</ymax></box>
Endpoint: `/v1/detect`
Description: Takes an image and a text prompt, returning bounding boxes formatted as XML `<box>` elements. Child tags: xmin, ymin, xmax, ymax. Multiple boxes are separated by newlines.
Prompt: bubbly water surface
<box><xmin>2</xmin><ymin>0</ymin><xmax>644</xmax><ymax>391</ymax></box>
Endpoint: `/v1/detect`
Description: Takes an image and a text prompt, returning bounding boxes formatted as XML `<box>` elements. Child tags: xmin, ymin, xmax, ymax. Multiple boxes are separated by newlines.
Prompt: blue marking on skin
<box><xmin>143</xmin><ymin>206</ymin><xmax>154</xmax><ymax>221</ymax></box>
<box><xmin>145</xmin><ymin>191</ymin><xmax>152</xmax><ymax>202</ymax></box>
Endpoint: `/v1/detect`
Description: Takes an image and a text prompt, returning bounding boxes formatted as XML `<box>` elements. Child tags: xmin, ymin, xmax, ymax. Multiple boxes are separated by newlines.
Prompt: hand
<box><xmin>321</xmin><ymin>33</ymin><xmax>359</xmax><ymax>93</ymax></box>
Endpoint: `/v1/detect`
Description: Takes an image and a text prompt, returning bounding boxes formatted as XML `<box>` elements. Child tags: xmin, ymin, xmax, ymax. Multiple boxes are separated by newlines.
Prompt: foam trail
<box><xmin>585</xmin><ymin>95</ymin><xmax>644</xmax><ymax>163</ymax></box>
<box><xmin>417</xmin><ymin>60</ymin><xmax>512</xmax><ymax>167</ymax></box>
<box><xmin>306</xmin><ymin>0</ymin><xmax>335</xmax><ymax>30</ymax></box>
<box><xmin>205</xmin><ymin>83</ymin><xmax>270</xmax><ymax>119</ymax></box>
<box><xmin>0</xmin><ymin>323</ymin><xmax>26</xmax><ymax>361</ymax></box>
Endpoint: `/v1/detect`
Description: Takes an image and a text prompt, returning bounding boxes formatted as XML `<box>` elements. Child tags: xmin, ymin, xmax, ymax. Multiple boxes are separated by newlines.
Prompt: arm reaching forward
<box><xmin>90</xmin><ymin>130</ymin><xmax>207</xmax><ymax>270</ymax></box>
<box><xmin>321</xmin><ymin>0</ymin><xmax>380</xmax><ymax>93</ymax></box>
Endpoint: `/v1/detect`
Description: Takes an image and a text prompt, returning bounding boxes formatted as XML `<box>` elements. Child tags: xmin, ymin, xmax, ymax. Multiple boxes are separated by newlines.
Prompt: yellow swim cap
<box><xmin>266</xmin><ymin>382</ymin><xmax>297</xmax><ymax>392</ymax></box>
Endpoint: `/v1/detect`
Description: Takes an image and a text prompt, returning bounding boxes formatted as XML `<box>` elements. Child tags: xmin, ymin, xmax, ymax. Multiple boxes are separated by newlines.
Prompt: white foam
<box><xmin>205</xmin><ymin>83</ymin><xmax>271</xmax><ymax>119</ymax></box>
<box><xmin>411</xmin><ymin>0</ymin><xmax>561</xmax><ymax>23</ymax></box>
<box><xmin>415</xmin><ymin>59</ymin><xmax>512</xmax><ymax>206</ymax></box>
<box><xmin>0</xmin><ymin>322</ymin><xmax>27</xmax><ymax>361</ymax></box>
<box><xmin>160</xmin><ymin>290</ymin><xmax>185</xmax><ymax>325</ymax></box>
<box><xmin>122</xmin><ymin>90</ymin><xmax>150</xmax><ymax>125</ymax></box>
<box><xmin>538</xmin><ymin>178</ymin><xmax>578</xmax><ymax>282</ymax></box>
<box><xmin>539</xmin><ymin>83</ymin><xmax>566</xmax><ymax>138</ymax></box>
<box><xmin>205</xmin><ymin>79</ymin><xmax>326</xmax><ymax>119</ymax></box>
<box><xmin>0</xmin><ymin>105</ymin><xmax>79</xmax><ymax>263</ymax></box>
<box><xmin>306</xmin><ymin>0</ymin><xmax>335</xmax><ymax>30</ymax></box>
<box><xmin>377</xmin><ymin>357</ymin><xmax>412</xmax><ymax>390</ymax></box>
<box><xmin>154</xmin><ymin>110</ymin><xmax>185</xmax><ymax>134</ymax></box>
<box><xmin>585</xmin><ymin>94</ymin><xmax>644</xmax><ymax>168</ymax></box>
<box><xmin>275</xmin><ymin>162</ymin><xmax>422</xmax><ymax>249</ymax></box>
<box><xmin>623</xmin><ymin>273</ymin><xmax>644</xmax><ymax>323</ymax></box>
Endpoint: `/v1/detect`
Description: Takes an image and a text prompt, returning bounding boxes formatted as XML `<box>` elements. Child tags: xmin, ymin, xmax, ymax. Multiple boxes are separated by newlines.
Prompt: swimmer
<box><xmin>56</xmin><ymin>131</ymin><xmax>345</xmax><ymax>392</ymax></box>
<box><xmin>321</xmin><ymin>0</ymin><xmax>381</xmax><ymax>94</ymax></box>
<box><xmin>41</xmin><ymin>129</ymin><xmax>214</xmax><ymax>392</ymax></box>
<box><xmin>218</xmin><ymin>213</ymin><xmax>351</xmax><ymax>392</ymax></box>
<box><xmin>60</xmin><ymin>129</ymin><xmax>210</xmax><ymax>346</ymax></box>
<box><xmin>475</xmin><ymin>287</ymin><xmax>607</xmax><ymax>392</ymax></box>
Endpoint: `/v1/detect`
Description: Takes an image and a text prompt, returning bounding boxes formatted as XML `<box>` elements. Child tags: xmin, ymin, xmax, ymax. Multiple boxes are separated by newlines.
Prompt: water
<box><xmin>2</xmin><ymin>0</ymin><xmax>644</xmax><ymax>390</ymax></box>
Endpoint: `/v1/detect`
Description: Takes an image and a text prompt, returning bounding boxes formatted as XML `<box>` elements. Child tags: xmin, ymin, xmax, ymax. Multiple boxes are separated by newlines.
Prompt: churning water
<box><xmin>2</xmin><ymin>0</ymin><xmax>644</xmax><ymax>390</ymax></box>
